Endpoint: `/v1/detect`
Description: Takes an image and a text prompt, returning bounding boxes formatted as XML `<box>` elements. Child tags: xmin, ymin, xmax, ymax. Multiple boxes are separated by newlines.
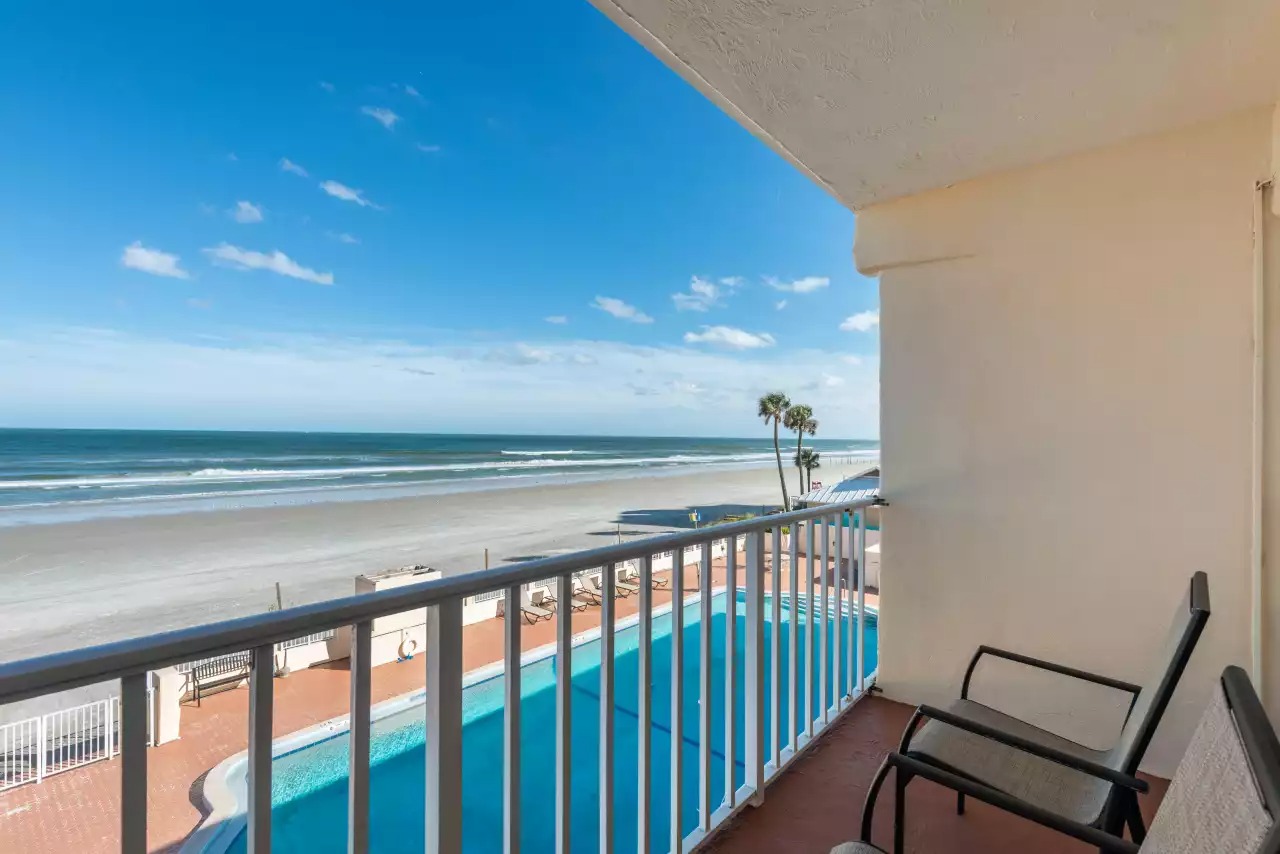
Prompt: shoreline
<box><xmin>0</xmin><ymin>460</ymin><xmax>874</xmax><ymax>664</ymax></box>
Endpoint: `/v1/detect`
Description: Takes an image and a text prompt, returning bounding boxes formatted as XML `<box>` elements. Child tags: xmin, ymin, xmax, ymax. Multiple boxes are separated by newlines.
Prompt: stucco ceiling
<box><xmin>590</xmin><ymin>0</ymin><xmax>1280</xmax><ymax>210</ymax></box>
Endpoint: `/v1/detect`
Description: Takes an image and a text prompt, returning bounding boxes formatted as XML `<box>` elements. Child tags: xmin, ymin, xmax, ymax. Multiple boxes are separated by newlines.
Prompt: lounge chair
<box><xmin>517</xmin><ymin>602</ymin><xmax>553</xmax><ymax>625</ymax></box>
<box><xmin>861</xmin><ymin>571</ymin><xmax>1210</xmax><ymax>850</ymax></box>
<box><xmin>843</xmin><ymin>664</ymin><xmax>1279</xmax><ymax>854</ymax></box>
<box><xmin>572</xmin><ymin>576</ymin><xmax>603</xmax><ymax>606</ymax></box>
<box><xmin>587</xmin><ymin>574</ymin><xmax>628</xmax><ymax>601</ymax></box>
<box><xmin>615</xmin><ymin>573</ymin><xmax>639</xmax><ymax>596</ymax></box>
<box><xmin>649</xmin><ymin>571</ymin><xmax>671</xmax><ymax>590</ymax></box>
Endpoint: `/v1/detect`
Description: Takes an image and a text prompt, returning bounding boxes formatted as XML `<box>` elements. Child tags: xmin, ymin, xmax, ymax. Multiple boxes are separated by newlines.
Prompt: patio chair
<box><xmin>587</xmin><ymin>574</ymin><xmax>629</xmax><ymax>601</ymax></box>
<box><xmin>518</xmin><ymin>601</ymin><xmax>554</xmax><ymax>624</ymax></box>
<box><xmin>861</xmin><ymin>571</ymin><xmax>1210</xmax><ymax>850</ymax></box>
<box><xmin>574</xmin><ymin>575</ymin><xmax>604</xmax><ymax>606</ymax></box>
<box><xmin>842</xmin><ymin>665</ymin><xmax>1279</xmax><ymax>854</ymax></box>
<box><xmin>616</xmin><ymin>574</ymin><xmax>640</xmax><ymax>596</ymax></box>
<box><xmin>650</xmin><ymin>570</ymin><xmax>671</xmax><ymax>589</ymax></box>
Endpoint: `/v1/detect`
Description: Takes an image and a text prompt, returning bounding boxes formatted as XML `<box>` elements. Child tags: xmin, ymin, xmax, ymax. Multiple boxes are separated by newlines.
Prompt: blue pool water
<box><xmin>221</xmin><ymin>591</ymin><xmax>878</xmax><ymax>853</ymax></box>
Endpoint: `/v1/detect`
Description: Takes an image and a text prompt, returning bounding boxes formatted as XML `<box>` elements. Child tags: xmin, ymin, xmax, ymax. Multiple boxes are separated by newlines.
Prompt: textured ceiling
<box><xmin>590</xmin><ymin>0</ymin><xmax>1280</xmax><ymax>209</ymax></box>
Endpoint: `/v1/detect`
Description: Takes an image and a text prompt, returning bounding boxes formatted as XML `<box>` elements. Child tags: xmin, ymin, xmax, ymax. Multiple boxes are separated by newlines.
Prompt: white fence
<box><xmin>175</xmin><ymin>630</ymin><xmax>337</xmax><ymax>675</ymax></box>
<box><xmin>0</xmin><ymin>686</ymin><xmax>155</xmax><ymax>791</ymax></box>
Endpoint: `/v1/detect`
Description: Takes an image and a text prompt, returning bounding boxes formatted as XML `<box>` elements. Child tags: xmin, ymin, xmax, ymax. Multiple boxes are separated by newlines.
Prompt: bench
<box><xmin>189</xmin><ymin>652</ymin><xmax>252</xmax><ymax>706</ymax></box>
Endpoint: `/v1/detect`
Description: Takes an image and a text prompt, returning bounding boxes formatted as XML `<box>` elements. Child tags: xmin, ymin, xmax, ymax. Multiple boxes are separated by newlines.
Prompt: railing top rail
<box><xmin>0</xmin><ymin>495</ymin><xmax>882</xmax><ymax>704</ymax></box>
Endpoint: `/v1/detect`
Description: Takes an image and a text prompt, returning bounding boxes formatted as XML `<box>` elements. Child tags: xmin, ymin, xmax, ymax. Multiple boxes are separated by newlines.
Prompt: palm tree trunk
<box><xmin>773</xmin><ymin>420</ymin><xmax>789</xmax><ymax>509</ymax></box>
<box><xmin>795</xmin><ymin>433</ymin><xmax>805</xmax><ymax>498</ymax></box>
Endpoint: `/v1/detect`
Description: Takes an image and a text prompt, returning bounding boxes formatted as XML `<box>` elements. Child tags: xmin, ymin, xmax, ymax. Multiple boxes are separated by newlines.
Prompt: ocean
<box><xmin>0</xmin><ymin>429</ymin><xmax>878</xmax><ymax>525</ymax></box>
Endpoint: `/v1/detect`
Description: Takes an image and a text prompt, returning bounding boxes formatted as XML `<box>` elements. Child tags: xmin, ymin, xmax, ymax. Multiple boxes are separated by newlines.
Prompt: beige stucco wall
<box><xmin>857</xmin><ymin>107</ymin><xmax>1273</xmax><ymax>775</ymax></box>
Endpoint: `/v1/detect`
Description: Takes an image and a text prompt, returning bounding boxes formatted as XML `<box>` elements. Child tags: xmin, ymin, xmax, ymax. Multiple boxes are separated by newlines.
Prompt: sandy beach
<box><xmin>0</xmin><ymin>463</ymin><xmax>831</xmax><ymax>664</ymax></box>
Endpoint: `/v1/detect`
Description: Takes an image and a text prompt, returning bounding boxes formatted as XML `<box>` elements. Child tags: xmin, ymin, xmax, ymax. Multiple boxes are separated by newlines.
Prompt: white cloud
<box><xmin>360</xmin><ymin>106</ymin><xmax>400</xmax><ymax>129</ymax></box>
<box><xmin>775</xmin><ymin>300</ymin><xmax>788</xmax><ymax>311</ymax></box>
<box><xmin>187</xmin><ymin>298</ymin><xmax>212</xmax><ymax>310</ymax></box>
<box><xmin>672</xmin><ymin>275</ymin><xmax>737</xmax><ymax>312</ymax></box>
<box><xmin>226</xmin><ymin>152</ymin><xmax>239</xmax><ymax>163</ymax></box>
<box><xmin>592</xmin><ymin>296</ymin><xmax>653</xmax><ymax>324</ymax></box>
<box><xmin>202</xmin><ymin>243</ymin><xmax>334</xmax><ymax>285</ymax></box>
<box><xmin>320</xmin><ymin>180</ymin><xmax>382</xmax><ymax>210</ymax></box>
<box><xmin>513</xmin><ymin>344</ymin><xmax>555</xmax><ymax>364</ymax></box>
<box><xmin>766</xmin><ymin>276</ymin><xmax>830</xmax><ymax>294</ymax></box>
<box><xmin>415</xmin><ymin>143</ymin><xmax>442</xmax><ymax>154</ymax></box>
<box><xmin>405</xmin><ymin>85</ymin><xmax>422</xmax><ymax>98</ymax></box>
<box><xmin>822</xmin><ymin>373</ymin><xmax>845</xmax><ymax>387</ymax></box>
<box><xmin>230</xmin><ymin>201</ymin><xmax>264</xmax><ymax>224</ymax></box>
<box><xmin>545</xmin><ymin>315</ymin><xmax>568</xmax><ymax>325</ymax></box>
<box><xmin>120</xmin><ymin>241</ymin><xmax>190</xmax><ymax>279</ymax></box>
<box><xmin>841</xmin><ymin>354</ymin><xmax>863</xmax><ymax>366</ymax></box>
<box><xmin>319</xmin><ymin>81</ymin><xmax>335</xmax><ymax>93</ymax></box>
<box><xmin>0</xmin><ymin>326</ymin><xmax>880</xmax><ymax>437</ymax></box>
<box><xmin>327</xmin><ymin>232</ymin><xmax>359</xmax><ymax>245</ymax></box>
<box><xmin>840</xmin><ymin>310</ymin><xmax>880</xmax><ymax>332</ymax></box>
<box><xmin>279</xmin><ymin>158</ymin><xmax>309</xmax><ymax>177</ymax></box>
<box><xmin>683</xmin><ymin>326</ymin><xmax>776</xmax><ymax>350</ymax></box>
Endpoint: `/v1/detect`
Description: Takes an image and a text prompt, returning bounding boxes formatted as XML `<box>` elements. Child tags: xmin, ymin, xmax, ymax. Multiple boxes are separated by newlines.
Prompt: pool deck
<box><xmin>1</xmin><ymin>549</ymin><xmax>877</xmax><ymax>853</ymax></box>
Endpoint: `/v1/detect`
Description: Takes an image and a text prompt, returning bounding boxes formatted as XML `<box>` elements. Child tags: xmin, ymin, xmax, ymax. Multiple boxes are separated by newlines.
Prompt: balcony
<box><xmin>0</xmin><ymin>497</ymin><xmax>884</xmax><ymax>853</ymax></box>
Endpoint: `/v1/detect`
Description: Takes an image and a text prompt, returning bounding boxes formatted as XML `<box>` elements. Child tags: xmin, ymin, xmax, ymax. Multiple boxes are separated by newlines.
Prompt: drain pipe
<box><xmin>1252</xmin><ymin>179</ymin><xmax>1271</xmax><ymax>696</ymax></box>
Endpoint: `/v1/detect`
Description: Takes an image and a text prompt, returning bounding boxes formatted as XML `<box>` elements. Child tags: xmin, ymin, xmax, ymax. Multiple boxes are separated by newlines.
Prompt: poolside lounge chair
<box><xmin>539</xmin><ymin>585</ymin><xmax>591</xmax><ymax>612</ymax></box>
<box><xmin>844</xmin><ymin>664</ymin><xmax>1279</xmax><ymax>854</ymax></box>
<box><xmin>571</xmin><ymin>576</ymin><xmax>603</xmax><ymax>606</ymax></box>
<box><xmin>615</xmin><ymin>573</ymin><xmax>639</xmax><ymax>597</ymax></box>
<box><xmin>861</xmin><ymin>571</ymin><xmax>1210</xmax><ymax>850</ymax></box>
<box><xmin>650</xmin><ymin>571</ymin><xmax>671</xmax><ymax>590</ymax></box>
<box><xmin>587</xmin><ymin>574</ymin><xmax>629</xmax><ymax>601</ymax></box>
<box><xmin>515</xmin><ymin>601</ymin><xmax>553</xmax><ymax>625</ymax></box>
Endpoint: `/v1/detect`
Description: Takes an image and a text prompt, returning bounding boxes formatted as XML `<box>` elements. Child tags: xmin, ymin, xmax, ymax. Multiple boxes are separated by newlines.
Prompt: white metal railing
<box><xmin>0</xmin><ymin>495</ymin><xmax>881</xmax><ymax>853</ymax></box>
<box><xmin>0</xmin><ymin>684</ymin><xmax>157</xmax><ymax>791</ymax></box>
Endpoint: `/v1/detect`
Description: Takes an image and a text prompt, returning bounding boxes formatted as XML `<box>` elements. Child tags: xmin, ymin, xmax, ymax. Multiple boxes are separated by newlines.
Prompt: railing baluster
<box><xmin>504</xmin><ymin>585</ymin><xmax>521</xmax><ymax>854</ymax></box>
<box><xmin>846</xmin><ymin>513</ymin><xmax>856</xmax><ymax>700</ymax></box>
<box><xmin>425</xmin><ymin>599</ymin><xmax>463</xmax><ymax>854</ymax></box>
<box><xmin>698</xmin><ymin>543</ymin><xmax>713</xmax><ymax>831</ymax></box>
<box><xmin>248</xmin><ymin>644</ymin><xmax>274</xmax><ymax>854</ymax></box>
<box><xmin>600</xmin><ymin>565</ymin><xmax>615</xmax><ymax>854</ymax></box>
<box><xmin>744</xmin><ymin>530</ymin><xmax>765</xmax><ymax>804</ymax></box>
<box><xmin>770</xmin><ymin>525</ymin><xmax>781</xmax><ymax>769</ymax></box>
<box><xmin>819</xmin><ymin>516</ymin><xmax>829</xmax><ymax>724</ymax></box>
<box><xmin>834</xmin><ymin>512</ymin><xmax>844</xmax><ymax>710</ymax></box>
<box><xmin>670</xmin><ymin>546</ymin><xmax>685</xmax><ymax>854</ymax></box>
<box><xmin>349</xmin><ymin>621</ymin><xmax>372</xmax><ymax>854</ymax></box>
<box><xmin>120</xmin><ymin>672</ymin><xmax>148</xmax><ymax>854</ymax></box>
<box><xmin>788</xmin><ymin>526</ymin><xmax>799</xmax><ymax>753</ymax></box>
<box><xmin>723</xmin><ymin>540</ymin><xmax>737</xmax><ymax>809</ymax></box>
<box><xmin>637</xmin><ymin>555</ymin><xmax>653</xmax><ymax>854</ymax></box>
<box><xmin>805</xmin><ymin>521</ymin><xmax>815</xmax><ymax>737</ymax></box>
<box><xmin>857</xmin><ymin>510</ymin><xmax>868</xmax><ymax>694</ymax></box>
<box><xmin>554</xmin><ymin>576</ymin><xmax>572</xmax><ymax>854</ymax></box>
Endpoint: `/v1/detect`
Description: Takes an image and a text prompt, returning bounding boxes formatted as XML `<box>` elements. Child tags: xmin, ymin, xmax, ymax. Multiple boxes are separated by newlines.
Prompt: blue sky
<box><xmin>0</xmin><ymin>2</ymin><xmax>880</xmax><ymax>438</ymax></box>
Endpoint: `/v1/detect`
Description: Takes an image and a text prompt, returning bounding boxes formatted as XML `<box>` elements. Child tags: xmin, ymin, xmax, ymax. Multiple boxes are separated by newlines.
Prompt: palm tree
<box><xmin>784</xmin><ymin>404</ymin><xmax>817</xmax><ymax>498</ymax></box>
<box><xmin>794</xmin><ymin>448</ymin><xmax>821</xmax><ymax>492</ymax></box>
<box><xmin>758</xmin><ymin>392</ymin><xmax>791</xmax><ymax>508</ymax></box>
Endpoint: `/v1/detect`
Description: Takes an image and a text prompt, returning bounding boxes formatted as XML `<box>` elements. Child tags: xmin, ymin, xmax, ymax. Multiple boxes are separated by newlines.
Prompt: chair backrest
<box><xmin>1106</xmin><ymin>571</ymin><xmax>1210</xmax><ymax>772</ymax></box>
<box><xmin>1141</xmin><ymin>666</ymin><xmax>1280</xmax><ymax>854</ymax></box>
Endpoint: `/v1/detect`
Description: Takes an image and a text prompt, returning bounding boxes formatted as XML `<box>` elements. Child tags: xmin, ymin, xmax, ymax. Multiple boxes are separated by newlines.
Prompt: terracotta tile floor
<box><xmin>705</xmin><ymin>694</ymin><xmax>1168</xmax><ymax>854</ymax></box>
<box><xmin>1</xmin><ymin>550</ymin><xmax>878</xmax><ymax>853</ymax></box>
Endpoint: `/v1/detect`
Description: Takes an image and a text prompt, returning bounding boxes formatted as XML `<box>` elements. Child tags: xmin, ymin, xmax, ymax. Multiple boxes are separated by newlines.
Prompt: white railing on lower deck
<box><xmin>0</xmin><ymin>495</ymin><xmax>882</xmax><ymax>853</ymax></box>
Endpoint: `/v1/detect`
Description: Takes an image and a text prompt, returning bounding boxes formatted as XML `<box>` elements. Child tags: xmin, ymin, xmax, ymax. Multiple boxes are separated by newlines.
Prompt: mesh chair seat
<box><xmin>908</xmin><ymin>698</ymin><xmax>1113</xmax><ymax>825</ymax></box>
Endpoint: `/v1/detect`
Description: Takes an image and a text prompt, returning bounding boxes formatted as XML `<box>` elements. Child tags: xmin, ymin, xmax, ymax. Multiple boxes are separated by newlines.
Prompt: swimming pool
<box><xmin>205</xmin><ymin>590</ymin><xmax>877</xmax><ymax>853</ymax></box>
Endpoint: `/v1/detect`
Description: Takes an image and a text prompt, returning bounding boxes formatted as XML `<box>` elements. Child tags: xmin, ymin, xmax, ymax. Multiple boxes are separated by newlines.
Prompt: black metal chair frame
<box><xmin>862</xmin><ymin>571</ymin><xmax>1209</xmax><ymax>851</ymax></box>
<box><xmin>857</xmin><ymin>665</ymin><xmax>1280</xmax><ymax>854</ymax></box>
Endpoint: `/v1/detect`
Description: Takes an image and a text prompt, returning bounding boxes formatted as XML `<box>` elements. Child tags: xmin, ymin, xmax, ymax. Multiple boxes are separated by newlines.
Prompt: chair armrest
<box><xmin>911</xmin><ymin>704</ymin><xmax>1149</xmax><ymax>792</ymax></box>
<box><xmin>962</xmin><ymin>645</ymin><xmax>1141</xmax><ymax>700</ymax></box>
<box><xmin>884</xmin><ymin>753</ymin><xmax>1140</xmax><ymax>854</ymax></box>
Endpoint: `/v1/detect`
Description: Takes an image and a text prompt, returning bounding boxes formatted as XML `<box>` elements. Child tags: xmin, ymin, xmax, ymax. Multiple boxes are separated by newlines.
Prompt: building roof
<box><xmin>589</xmin><ymin>0</ymin><xmax>1280</xmax><ymax>209</ymax></box>
<box><xmin>796</xmin><ymin>470</ymin><xmax>880</xmax><ymax>507</ymax></box>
